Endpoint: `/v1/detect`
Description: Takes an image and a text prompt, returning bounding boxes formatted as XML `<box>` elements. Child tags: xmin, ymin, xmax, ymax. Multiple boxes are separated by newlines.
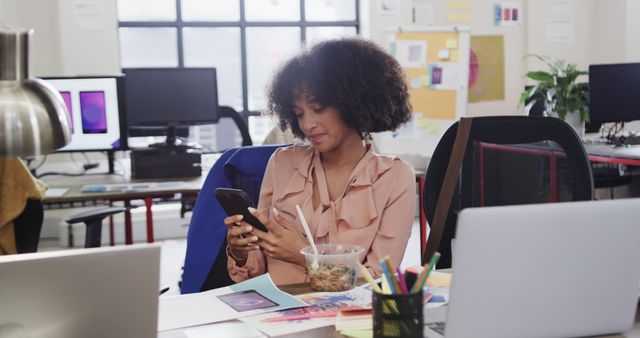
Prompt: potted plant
<box><xmin>519</xmin><ymin>55</ymin><xmax>589</xmax><ymax>136</ymax></box>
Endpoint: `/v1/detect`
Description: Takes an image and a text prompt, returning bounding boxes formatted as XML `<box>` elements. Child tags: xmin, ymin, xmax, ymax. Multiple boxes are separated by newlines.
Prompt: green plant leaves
<box><xmin>521</xmin><ymin>55</ymin><xmax>589</xmax><ymax>122</ymax></box>
<box><xmin>526</xmin><ymin>71</ymin><xmax>554</xmax><ymax>83</ymax></box>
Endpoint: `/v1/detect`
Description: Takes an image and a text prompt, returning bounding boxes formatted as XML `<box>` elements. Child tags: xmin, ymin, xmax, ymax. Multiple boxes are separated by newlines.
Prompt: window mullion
<box><xmin>240</xmin><ymin>0</ymin><xmax>249</xmax><ymax>119</ymax></box>
<box><xmin>176</xmin><ymin>0</ymin><xmax>184</xmax><ymax>67</ymax></box>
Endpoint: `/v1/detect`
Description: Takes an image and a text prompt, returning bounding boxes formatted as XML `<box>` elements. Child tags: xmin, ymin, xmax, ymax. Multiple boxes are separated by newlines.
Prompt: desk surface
<box><xmin>159</xmin><ymin>281</ymin><xmax>640</xmax><ymax>338</ymax></box>
<box><xmin>41</xmin><ymin>173</ymin><xmax>205</xmax><ymax>203</ymax></box>
<box><xmin>585</xmin><ymin>143</ymin><xmax>640</xmax><ymax>166</ymax></box>
<box><xmin>273</xmin><ymin>283</ymin><xmax>640</xmax><ymax>338</ymax></box>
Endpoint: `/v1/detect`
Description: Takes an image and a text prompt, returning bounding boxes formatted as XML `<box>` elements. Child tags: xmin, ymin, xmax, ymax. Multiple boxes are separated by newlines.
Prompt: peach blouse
<box><xmin>228</xmin><ymin>144</ymin><xmax>416</xmax><ymax>285</ymax></box>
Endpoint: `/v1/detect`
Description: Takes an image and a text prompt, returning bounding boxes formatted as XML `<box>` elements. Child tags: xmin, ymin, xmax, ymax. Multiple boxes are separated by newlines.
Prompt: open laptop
<box><xmin>425</xmin><ymin>198</ymin><xmax>640</xmax><ymax>338</ymax></box>
<box><xmin>0</xmin><ymin>244</ymin><xmax>161</xmax><ymax>338</ymax></box>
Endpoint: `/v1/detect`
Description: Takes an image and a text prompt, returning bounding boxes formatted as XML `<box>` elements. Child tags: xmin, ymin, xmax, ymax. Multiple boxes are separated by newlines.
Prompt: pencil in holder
<box><xmin>372</xmin><ymin>289</ymin><xmax>424</xmax><ymax>338</ymax></box>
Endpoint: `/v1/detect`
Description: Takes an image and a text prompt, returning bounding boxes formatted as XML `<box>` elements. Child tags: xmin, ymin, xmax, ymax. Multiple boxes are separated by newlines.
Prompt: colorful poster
<box><xmin>494</xmin><ymin>2</ymin><xmax>522</xmax><ymax>26</ymax></box>
<box><xmin>468</xmin><ymin>35</ymin><xmax>505</xmax><ymax>102</ymax></box>
<box><xmin>393</xmin><ymin>40</ymin><xmax>428</xmax><ymax>69</ymax></box>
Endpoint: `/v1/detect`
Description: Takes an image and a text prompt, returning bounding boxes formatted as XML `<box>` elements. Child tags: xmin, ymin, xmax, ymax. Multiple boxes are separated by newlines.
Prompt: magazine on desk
<box><xmin>240</xmin><ymin>283</ymin><xmax>373</xmax><ymax>336</ymax></box>
<box><xmin>158</xmin><ymin>274</ymin><xmax>307</xmax><ymax>331</ymax></box>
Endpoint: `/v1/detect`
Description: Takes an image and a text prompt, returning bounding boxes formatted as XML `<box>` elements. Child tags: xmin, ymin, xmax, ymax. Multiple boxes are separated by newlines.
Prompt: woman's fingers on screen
<box><xmin>248</xmin><ymin>207</ymin><xmax>282</xmax><ymax>235</ymax></box>
<box><xmin>223</xmin><ymin>214</ymin><xmax>244</xmax><ymax>228</ymax></box>
<box><xmin>228</xmin><ymin>223</ymin><xmax>250</xmax><ymax>235</ymax></box>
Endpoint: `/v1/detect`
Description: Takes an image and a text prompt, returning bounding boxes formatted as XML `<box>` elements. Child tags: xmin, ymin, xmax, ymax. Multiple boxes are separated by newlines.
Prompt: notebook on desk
<box><xmin>0</xmin><ymin>244</ymin><xmax>161</xmax><ymax>338</ymax></box>
<box><xmin>425</xmin><ymin>198</ymin><xmax>640</xmax><ymax>338</ymax></box>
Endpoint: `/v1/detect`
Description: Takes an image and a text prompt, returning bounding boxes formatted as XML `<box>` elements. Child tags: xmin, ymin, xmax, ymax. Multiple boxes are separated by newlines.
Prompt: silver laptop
<box><xmin>426</xmin><ymin>198</ymin><xmax>640</xmax><ymax>338</ymax></box>
<box><xmin>0</xmin><ymin>244</ymin><xmax>161</xmax><ymax>338</ymax></box>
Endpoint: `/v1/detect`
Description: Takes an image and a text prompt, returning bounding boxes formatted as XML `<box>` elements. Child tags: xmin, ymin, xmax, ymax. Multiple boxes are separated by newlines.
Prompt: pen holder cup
<box><xmin>372</xmin><ymin>289</ymin><xmax>423</xmax><ymax>338</ymax></box>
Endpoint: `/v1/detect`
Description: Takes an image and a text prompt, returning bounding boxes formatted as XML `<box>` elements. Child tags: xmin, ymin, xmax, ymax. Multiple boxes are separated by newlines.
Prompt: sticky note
<box><xmin>446</xmin><ymin>38</ymin><xmax>458</xmax><ymax>49</ymax></box>
<box><xmin>426</xmin><ymin>271</ymin><xmax>452</xmax><ymax>288</ymax></box>
<box><xmin>420</xmin><ymin>75</ymin><xmax>430</xmax><ymax>86</ymax></box>
<box><xmin>438</xmin><ymin>48</ymin><xmax>450</xmax><ymax>60</ymax></box>
<box><xmin>451</xmin><ymin>50</ymin><xmax>460</xmax><ymax>61</ymax></box>
<box><xmin>410</xmin><ymin>77</ymin><xmax>422</xmax><ymax>89</ymax></box>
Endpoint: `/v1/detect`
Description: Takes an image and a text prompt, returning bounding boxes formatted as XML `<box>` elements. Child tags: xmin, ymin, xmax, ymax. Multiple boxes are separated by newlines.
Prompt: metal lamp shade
<box><xmin>0</xmin><ymin>26</ymin><xmax>71</xmax><ymax>157</ymax></box>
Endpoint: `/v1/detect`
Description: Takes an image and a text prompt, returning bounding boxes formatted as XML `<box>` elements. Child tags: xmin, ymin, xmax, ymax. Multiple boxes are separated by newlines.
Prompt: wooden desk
<box><xmin>280</xmin><ymin>283</ymin><xmax>640</xmax><ymax>338</ymax></box>
<box><xmin>158</xmin><ymin>280</ymin><xmax>640</xmax><ymax>338</ymax></box>
<box><xmin>42</xmin><ymin>173</ymin><xmax>205</xmax><ymax>245</ymax></box>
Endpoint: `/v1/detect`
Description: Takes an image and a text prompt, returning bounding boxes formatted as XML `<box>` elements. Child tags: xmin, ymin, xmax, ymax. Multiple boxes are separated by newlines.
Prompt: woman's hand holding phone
<box><xmin>224</xmin><ymin>214</ymin><xmax>260</xmax><ymax>265</ymax></box>
<box><xmin>249</xmin><ymin>207</ymin><xmax>309</xmax><ymax>267</ymax></box>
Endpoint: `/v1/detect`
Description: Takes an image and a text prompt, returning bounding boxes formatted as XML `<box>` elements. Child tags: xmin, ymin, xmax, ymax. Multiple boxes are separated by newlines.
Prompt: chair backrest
<box><xmin>181</xmin><ymin>144</ymin><xmax>284</xmax><ymax>294</ymax></box>
<box><xmin>218</xmin><ymin>106</ymin><xmax>253</xmax><ymax>147</ymax></box>
<box><xmin>422</xmin><ymin>116</ymin><xmax>594</xmax><ymax>267</ymax></box>
<box><xmin>13</xmin><ymin>199</ymin><xmax>43</xmax><ymax>253</ymax></box>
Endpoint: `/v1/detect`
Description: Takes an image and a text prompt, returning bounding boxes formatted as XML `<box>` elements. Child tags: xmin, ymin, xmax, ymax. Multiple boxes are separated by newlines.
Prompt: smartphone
<box><xmin>215</xmin><ymin>188</ymin><xmax>268</xmax><ymax>232</ymax></box>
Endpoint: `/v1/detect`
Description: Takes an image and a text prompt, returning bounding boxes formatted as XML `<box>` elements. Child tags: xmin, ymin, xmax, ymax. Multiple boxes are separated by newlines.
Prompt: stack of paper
<box><xmin>241</xmin><ymin>284</ymin><xmax>373</xmax><ymax>336</ymax></box>
<box><xmin>158</xmin><ymin>274</ymin><xmax>306</xmax><ymax>331</ymax></box>
<box><xmin>335</xmin><ymin>308</ymin><xmax>372</xmax><ymax>331</ymax></box>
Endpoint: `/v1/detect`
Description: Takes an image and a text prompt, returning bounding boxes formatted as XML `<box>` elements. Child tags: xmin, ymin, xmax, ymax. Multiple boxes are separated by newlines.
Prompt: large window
<box><xmin>118</xmin><ymin>0</ymin><xmax>359</xmax><ymax>118</ymax></box>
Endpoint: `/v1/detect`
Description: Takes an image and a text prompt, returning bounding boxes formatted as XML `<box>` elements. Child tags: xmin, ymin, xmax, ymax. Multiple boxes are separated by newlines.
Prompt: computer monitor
<box><xmin>41</xmin><ymin>76</ymin><xmax>126</xmax><ymax>151</ymax></box>
<box><xmin>589</xmin><ymin>62</ymin><xmax>640</xmax><ymax>124</ymax></box>
<box><xmin>122</xmin><ymin>68</ymin><xmax>219</xmax><ymax>148</ymax></box>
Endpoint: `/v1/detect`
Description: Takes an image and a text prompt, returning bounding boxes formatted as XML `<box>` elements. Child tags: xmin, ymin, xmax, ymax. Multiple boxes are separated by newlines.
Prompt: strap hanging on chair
<box><xmin>423</xmin><ymin>117</ymin><xmax>473</xmax><ymax>264</ymax></box>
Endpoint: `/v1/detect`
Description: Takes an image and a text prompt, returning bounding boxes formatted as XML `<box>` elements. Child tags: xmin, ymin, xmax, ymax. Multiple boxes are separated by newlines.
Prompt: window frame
<box><xmin>118</xmin><ymin>0</ymin><xmax>360</xmax><ymax>120</ymax></box>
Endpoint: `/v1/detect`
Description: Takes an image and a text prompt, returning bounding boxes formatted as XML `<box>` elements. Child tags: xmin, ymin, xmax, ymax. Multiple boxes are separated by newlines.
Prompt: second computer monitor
<box><xmin>123</xmin><ymin>68</ymin><xmax>219</xmax><ymax>137</ymax></box>
<box><xmin>589</xmin><ymin>62</ymin><xmax>640</xmax><ymax>124</ymax></box>
<box><xmin>43</xmin><ymin>76</ymin><xmax>126</xmax><ymax>151</ymax></box>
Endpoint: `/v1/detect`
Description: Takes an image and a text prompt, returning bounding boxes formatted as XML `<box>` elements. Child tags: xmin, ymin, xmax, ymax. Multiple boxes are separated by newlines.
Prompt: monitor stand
<box><xmin>148</xmin><ymin>125</ymin><xmax>201</xmax><ymax>150</ymax></box>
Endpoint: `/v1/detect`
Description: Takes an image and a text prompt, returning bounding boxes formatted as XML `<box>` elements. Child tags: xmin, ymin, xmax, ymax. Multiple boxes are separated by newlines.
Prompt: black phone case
<box><xmin>215</xmin><ymin>188</ymin><xmax>268</xmax><ymax>232</ymax></box>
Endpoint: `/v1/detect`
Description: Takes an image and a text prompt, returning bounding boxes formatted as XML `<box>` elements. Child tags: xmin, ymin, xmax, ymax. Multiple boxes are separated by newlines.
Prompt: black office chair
<box><xmin>13</xmin><ymin>201</ymin><xmax>126</xmax><ymax>252</ymax></box>
<box><xmin>14</xmin><ymin>199</ymin><xmax>44</xmax><ymax>253</ymax></box>
<box><xmin>218</xmin><ymin>106</ymin><xmax>253</xmax><ymax>147</ymax></box>
<box><xmin>65</xmin><ymin>207</ymin><xmax>127</xmax><ymax>248</ymax></box>
<box><xmin>422</xmin><ymin>116</ymin><xmax>594</xmax><ymax>267</ymax></box>
<box><xmin>180</xmin><ymin>106</ymin><xmax>253</xmax><ymax>218</ymax></box>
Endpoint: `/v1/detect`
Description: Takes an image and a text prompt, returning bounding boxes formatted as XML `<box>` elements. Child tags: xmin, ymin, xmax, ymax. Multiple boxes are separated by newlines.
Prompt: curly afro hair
<box><xmin>267</xmin><ymin>37</ymin><xmax>412</xmax><ymax>139</ymax></box>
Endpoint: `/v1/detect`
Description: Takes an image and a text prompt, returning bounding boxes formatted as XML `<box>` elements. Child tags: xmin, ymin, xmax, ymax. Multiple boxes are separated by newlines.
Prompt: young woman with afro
<box><xmin>225</xmin><ymin>38</ymin><xmax>416</xmax><ymax>284</ymax></box>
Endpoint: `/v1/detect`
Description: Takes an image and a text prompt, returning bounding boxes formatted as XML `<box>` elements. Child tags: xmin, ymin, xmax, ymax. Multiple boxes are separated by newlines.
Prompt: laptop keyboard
<box><xmin>427</xmin><ymin>321</ymin><xmax>446</xmax><ymax>335</ymax></box>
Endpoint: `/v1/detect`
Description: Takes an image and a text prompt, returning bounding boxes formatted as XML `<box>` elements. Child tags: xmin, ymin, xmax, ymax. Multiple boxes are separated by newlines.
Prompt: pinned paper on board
<box><xmin>412</xmin><ymin>1</ymin><xmax>435</xmax><ymax>26</ymax></box>
<box><xmin>545</xmin><ymin>19</ymin><xmax>574</xmax><ymax>43</ymax></box>
<box><xmin>447</xmin><ymin>13</ymin><xmax>473</xmax><ymax>23</ymax></box>
<box><xmin>380</xmin><ymin>0</ymin><xmax>402</xmax><ymax>29</ymax></box>
<box><xmin>438</xmin><ymin>48</ymin><xmax>451</xmax><ymax>60</ymax></box>
<box><xmin>468</xmin><ymin>35</ymin><xmax>505</xmax><ymax>102</ymax></box>
<box><xmin>447</xmin><ymin>1</ymin><xmax>473</xmax><ymax>9</ymax></box>
<box><xmin>445</xmin><ymin>38</ymin><xmax>458</xmax><ymax>49</ymax></box>
<box><xmin>410</xmin><ymin>77</ymin><xmax>422</xmax><ymax>89</ymax></box>
<box><xmin>392</xmin><ymin>112</ymin><xmax>442</xmax><ymax>140</ymax></box>
<box><xmin>451</xmin><ymin>50</ymin><xmax>460</xmax><ymax>61</ymax></box>
<box><xmin>429</xmin><ymin>62</ymin><xmax>460</xmax><ymax>90</ymax></box>
<box><xmin>420</xmin><ymin>75</ymin><xmax>430</xmax><ymax>86</ymax></box>
<box><xmin>393</xmin><ymin>40</ymin><xmax>427</xmax><ymax>69</ymax></box>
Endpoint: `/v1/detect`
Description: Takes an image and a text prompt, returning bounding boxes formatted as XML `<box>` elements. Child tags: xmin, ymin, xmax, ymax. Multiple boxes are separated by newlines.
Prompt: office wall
<box><xmin>0</xmin><ymin>0</ymin><xmax>64</xmax><ymax>76</ymax></box>
<box><xmin>367</xmin><ymin>0</ymin><xmax>635</xmax><ymax>118</ymax></box>
<box><xmin>366</xmin><ymin>0</ymin><xmax>525</xmax><ymax>117</ymax></box>
<box><xmin>626</xmin><ymin>0</ymin><xmax>640</xmax><ymax>61</ymax></box>
<box><xmin>0</xmin><ymin>0</ymin><xmax>119</xmax><ymax>76</ymax></box>
<box><xmin>56</xmin><ymin>0</ymin><xmax>120</xmax><ymax>75</ymax></box>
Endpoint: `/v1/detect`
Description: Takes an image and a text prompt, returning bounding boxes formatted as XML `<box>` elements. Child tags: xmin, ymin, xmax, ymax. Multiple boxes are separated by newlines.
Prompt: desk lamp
<box><xmin>0</xmin><ymin>25</ymin><xmax>71</xmax><ymax>156</ymax></box>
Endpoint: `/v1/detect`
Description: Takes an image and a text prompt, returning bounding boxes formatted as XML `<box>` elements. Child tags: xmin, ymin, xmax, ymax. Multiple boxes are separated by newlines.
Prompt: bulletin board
<box><xmin>375</xmin><ymin>26</ymin><xmax>471</xmax><ymax>157</ymax></box>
